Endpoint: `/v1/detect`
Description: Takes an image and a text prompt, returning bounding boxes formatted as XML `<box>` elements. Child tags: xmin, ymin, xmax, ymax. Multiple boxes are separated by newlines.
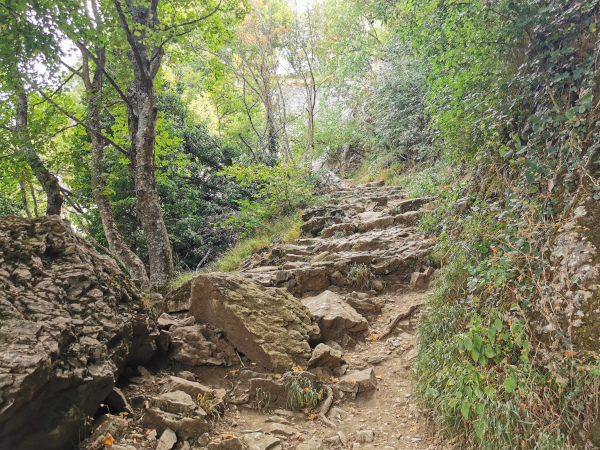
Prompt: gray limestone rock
<box><xmin>190</xmin><ymin>273</ymin><xmax>320</xmax><ymax>370</ymax></box>
<box><xmin>143</xmin><ymin>391</ymin><xmax>209</xmax><ymax>438</ymax></box>
<box><xmin>301</xmin><ymin>290</ymin><xmax>368</xmax><ymax>342</ymax></box>
<box><xmin>307</xmin><ymin>343</ymin><xmax>344</xmax><ymax>369</ymax></box>
<box><xmin>0</xmin><ymin>215</ymin><xmax>157</xmax><ymax>450</ymax></box>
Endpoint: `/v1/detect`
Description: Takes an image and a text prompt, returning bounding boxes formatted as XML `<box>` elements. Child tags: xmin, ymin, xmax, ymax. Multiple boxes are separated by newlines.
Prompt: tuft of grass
<box><xmin>167</xmin><ymin>271</ymin><xmax>196</xmax><ymax>291</ymax></box>
<box><xmin>287</xmin><ymin>376</ymin><xmax>321</xmax><ymax>410</ymax></box>
<box><xmin>347</xmin><ymin>263</ymin><xmax>374</xmax><ymax>289</ymax></box>
<box><xmin>208</xmin><ymin>212</ymin><xmax>303</xmax><ymax>273</ymax></box>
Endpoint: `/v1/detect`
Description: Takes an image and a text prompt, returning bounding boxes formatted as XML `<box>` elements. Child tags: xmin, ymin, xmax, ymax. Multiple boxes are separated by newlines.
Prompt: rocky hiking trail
<box><xmin>97</xmin><ymin>179</ymin><xmax>445</xmax><ymax>450</ymax></box>
<box><xmin>0</xmin><ymin>180</ymin><xmax>446</xmax><ymax>450</ymax></box>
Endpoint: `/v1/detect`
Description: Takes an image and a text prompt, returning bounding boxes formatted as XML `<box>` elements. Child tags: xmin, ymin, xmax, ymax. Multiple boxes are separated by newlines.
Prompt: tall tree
<box><xmin>72</xmin><ymin>0</ymin><xmax>150</xmax><ymax>286</ymax></box>
<box><xmin>0</xmin><ymin>2</ymin><xmax>76</xmax><ymax>215</ymax></box>
<box><xmin>284</xmin><ymin>4</ymin><xmax>324</xmax><ymax>164</ymax></box>
<box><xmin>222</xmin><ymin>0</ymin><xmax>291</xmax><ymax>164</ymax></box>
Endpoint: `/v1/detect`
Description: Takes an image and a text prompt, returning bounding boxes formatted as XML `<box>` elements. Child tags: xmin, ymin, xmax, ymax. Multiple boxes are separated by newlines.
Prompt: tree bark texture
<box><xmin>15</xmin><ymin>91</ymin><xmax>63</xmax><ymax>216</ymax></box>
<box><xmin>80</xmin><ymin>45</ymin><xmax>150</xmax><ymax>288</ymax></box>
<box><xmin>115</xmin><ymin>0</ymin><xmax>175</xmax><ymax>285</ymax></box>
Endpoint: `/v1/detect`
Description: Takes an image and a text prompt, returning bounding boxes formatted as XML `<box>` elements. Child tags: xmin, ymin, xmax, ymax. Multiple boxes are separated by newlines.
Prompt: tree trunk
<box><xmin>81</xmin><ymin>46</ymin><xmax>150</xmax><ymax>288</ymax></box>
<box><xmin>114</xmin><ymin>0</ymin><xmax>175</xmax><ymax>286</ymax></box>
<box><xmin>127</xmin><ymin>77</ymin><xmax>175</xmax><ymax>285</ymax></box>
<box><xmin>15</xmin><ymin>90</ymin><xmax>63</xmax><ymax>216</ymax></box>
<box><xmin>19</xmin><ymin>180</ymin><xmax>32</xmax><ymax>219</ymax></box>
<box><xmin>29</xmin><ymin>183</ymin><xmax>39</xmax><ymax>217</ymax></box>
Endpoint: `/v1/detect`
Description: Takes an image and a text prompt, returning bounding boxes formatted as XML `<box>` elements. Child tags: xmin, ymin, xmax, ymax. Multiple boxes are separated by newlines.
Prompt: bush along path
<box><xmin>80</xmin><ymin>180</ymin><xmax>447</xmax><ymax>450</ymax></box>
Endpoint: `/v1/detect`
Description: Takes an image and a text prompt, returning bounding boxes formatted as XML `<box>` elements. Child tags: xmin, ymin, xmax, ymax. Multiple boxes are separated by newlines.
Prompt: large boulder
<box><xmin>0</xmin><ymin>215</ymin><xmax>156</xmax><ymax>450</ymax></box>
<box><xmin>301</xmin><ymin>290</ymin><xmax>368</xmax><ymax>342</ymax></box>
<box><xmin>190</xmin><ymin>273</ymin><xmax>320</xmax><ymax>370</ymax></box>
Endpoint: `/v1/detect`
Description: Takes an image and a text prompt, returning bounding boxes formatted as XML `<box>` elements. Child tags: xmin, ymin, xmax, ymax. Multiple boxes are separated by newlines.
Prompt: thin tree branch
<box><xmin>31</xmin><ymin>68</ymin><xmax>79</xmax><ymax>108</ymax></box>
<box><xmin>112</xmin><ymin>0</ymin><xmax>150</xmax><ymax>82</ymax></box>
<box><xmin>36</xmin><ymin>88</ymin><xmax>130</xmax><ymax>156</ymax></box>
<box><xmin>42</xmin><ymin>124</ymin><xmax>79</xmax><ymax>143</ymax></box>
<box><xmin>76</xmin><ymin>43</ymin><xmax>137</xmax><ymax>113</ymax></box>
<box><xmin>238</xmin><ymin>133</ymin><xmax>258</xmax><ymax>162</ymax></box>
<box><xmin>161</xmin><ymin>0</ymin><xmax>222</xmax><ymax>32</ymax></box>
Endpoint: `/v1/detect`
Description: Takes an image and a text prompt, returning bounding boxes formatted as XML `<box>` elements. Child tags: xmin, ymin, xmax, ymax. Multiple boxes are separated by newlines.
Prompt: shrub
<box><xmin>219</xmin><ymin>161</ymin><xmax>314</xmax><ymax>236</ymax></box>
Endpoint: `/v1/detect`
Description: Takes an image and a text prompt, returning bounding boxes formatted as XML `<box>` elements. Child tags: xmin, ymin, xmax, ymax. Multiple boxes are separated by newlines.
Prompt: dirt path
<box><xmin>212</xmin><ymin>180</ymin><xmax>444</xmax><ymax>450</ymax></box>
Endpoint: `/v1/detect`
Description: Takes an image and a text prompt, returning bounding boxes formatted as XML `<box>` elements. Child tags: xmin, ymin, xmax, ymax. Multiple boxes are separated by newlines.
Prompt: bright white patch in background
<box><xmin>287</xmin><ymin>0</ymin><xmax>314</xmax><ymax>12</ymax></box>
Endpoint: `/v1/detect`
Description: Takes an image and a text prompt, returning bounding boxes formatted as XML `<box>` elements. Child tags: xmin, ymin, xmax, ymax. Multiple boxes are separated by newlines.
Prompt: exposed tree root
<box><xmin>379</xmin><ymin>304</ymin><xmax>419</xmax><ymax>340</ymax></box>
<box><xmin>318</xmin><ymin>385</ymin><xmax>336</xmax><ymax>428</ymax></box>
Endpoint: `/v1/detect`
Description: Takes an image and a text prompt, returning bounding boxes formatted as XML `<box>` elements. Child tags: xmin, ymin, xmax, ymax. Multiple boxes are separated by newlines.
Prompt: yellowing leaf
<box><xmin>103</xmin><ymin>433</ymin><xmax>114</xmax><ymax>446</ymax></box>
<box><xmin>292</xmin><ymin>366</ymin><xmax>303</xmax><ymax>372</ymax></box>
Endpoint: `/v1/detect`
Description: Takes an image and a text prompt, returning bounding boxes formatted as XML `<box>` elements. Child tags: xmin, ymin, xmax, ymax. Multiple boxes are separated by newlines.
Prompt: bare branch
<box><xmin>238</xmin><ymin>133</ymin><xmax>259</xmax><ymax>162</ymax></box>
<box><xmin>76</xmin><ymin>43</ymin><xmax>137</xmax><ymax>113</ymax></box>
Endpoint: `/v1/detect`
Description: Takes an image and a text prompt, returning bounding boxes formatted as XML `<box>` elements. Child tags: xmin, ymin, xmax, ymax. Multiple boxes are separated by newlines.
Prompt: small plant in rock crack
<box><xmin>196</xmin><ymin>393</ymin><xmax>222</xmax><ymax>420</ymax></box>
<box><xmin>321</xmin><ymin>219</ymin><xmax>336</xmax><ymax>231</ymax></box>
<box><xmin>333</xmin><ymin>230</ymin><xmax>346</xmax><ymax>239</ymax></box>
<box><xmin>254</xmin><ymin>387</ymin><xmax>271</xmax><ymax>412</ymax></box>
<box><xmin>347</xmin><ymin>263</ymin><xmax>375</xmax><ymax>289</ymax></box>
<box><xmin>287</xmin><ymin>376</ymin><xmax>322</xmax><ymax>410</ymax></box>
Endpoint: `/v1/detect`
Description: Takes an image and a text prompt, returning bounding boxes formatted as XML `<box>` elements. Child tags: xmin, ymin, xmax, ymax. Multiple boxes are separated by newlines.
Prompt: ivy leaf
<box><xmin>494</xmin><ymin>319</ymin><xmax>503</xmax><ymax>333</ymax></box>
<box><xmin>504</xmin><ymin>372</ymin><xmax>518</xmax><ymax>393</ymax></box>
<box><xmin>475</xmin><ymin>403</ymin><xmax>485</xmax><ymax>416</ymax></box>
<box><xmin>473</xmin><ymin>419</ymin><xmax>486</xmax><ymax>443</ymax></box>
<box><xmin>461</xmin><ymin>400</ymin><xmax>471</xmax><ymax>420</ymax></box>
<box><xmin>463</xmin><ymin>336</ymin><xmax>473</xmax><ymax>351</ymax></box>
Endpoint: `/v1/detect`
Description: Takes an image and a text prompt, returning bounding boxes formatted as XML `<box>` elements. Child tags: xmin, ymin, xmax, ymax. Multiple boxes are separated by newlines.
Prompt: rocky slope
<box><xmin>76</xmin><ymin>180</ymin><xmax>443</xmax><ymax>450</ymax></box>
<box><xmin>0</xmin><ymin>215</ymin><xmax>156</xmax><ymax>450</ymax></box>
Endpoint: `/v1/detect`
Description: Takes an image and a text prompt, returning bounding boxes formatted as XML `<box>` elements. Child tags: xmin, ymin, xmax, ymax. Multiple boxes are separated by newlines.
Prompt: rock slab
<box><xmin>301</xmin><ymin>290</ymin><xmax>368</xmax><ymax>342</ymax></box>
<box><xmin>190</xmin><ymin>273</ymin><xmax>320</xmax><ymax>369</ymax></box>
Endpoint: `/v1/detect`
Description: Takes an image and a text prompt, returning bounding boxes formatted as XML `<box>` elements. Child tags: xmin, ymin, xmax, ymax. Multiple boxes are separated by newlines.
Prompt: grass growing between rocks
<box><xmin>209</xmin><ymin>212</ymin><xmax>303</xmax><ymax>273</ymax></box>
<box><xmin>351</xmin><ymin>152</ymin><xmax>456</xmax><ymax>198</ymax></box>
<box><xmin>287</xmin><ymin>376</ymin><xmax>322</xmax><ymax>410</ymax></box>
<box><xmin>347</xmin><ymin>263</ymin><xmax>375</xmax><ymax>290</ymax></box>
<box><xmin>167</xmin><ymin>213</ymin><xmax>304</xmax><ymax>289</ymax></box>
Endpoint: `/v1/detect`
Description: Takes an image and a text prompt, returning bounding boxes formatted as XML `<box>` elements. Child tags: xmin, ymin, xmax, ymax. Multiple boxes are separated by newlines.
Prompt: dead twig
<box><xmin>318</xmin><ymin>385</ymin><xmax>336</xmax><ymax>428</ymax></box>
<box><xmin>379</xmin><ymin>305</ymin><xmax>419</xmax><ymax>340</ymax></box>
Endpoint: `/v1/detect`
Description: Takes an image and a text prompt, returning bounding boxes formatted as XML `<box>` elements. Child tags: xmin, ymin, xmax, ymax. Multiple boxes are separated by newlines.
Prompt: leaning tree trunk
<box><xmin>81</xmin><ymin>46</ymin><xmax>150</xmax><ymax>288</ymax></box>
<box><xmin>15</xmin><ymin>91</ymin><xmax>63</xmax><ymax>216</ymax></box>
<box><xmin>18</xmin><ymin>181</ymin><xmax>32</xmax><ymax>219</ymax></box>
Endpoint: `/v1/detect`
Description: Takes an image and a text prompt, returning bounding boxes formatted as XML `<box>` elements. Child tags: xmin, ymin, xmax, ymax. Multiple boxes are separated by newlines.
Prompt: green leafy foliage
<box><xmin>219</xmin><ymin>161</ymin><xmax>315</xmax><ymax>236</ymax></box>
<box><xmin>346</xmin><ymin>263</ymin><xmax>375</xmax><ymax>290</ymax></box>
